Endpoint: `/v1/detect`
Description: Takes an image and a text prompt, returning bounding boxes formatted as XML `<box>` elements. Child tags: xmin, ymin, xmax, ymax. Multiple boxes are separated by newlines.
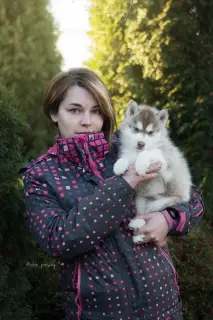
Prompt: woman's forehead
<box><xmin>63</xmin><ymin>85</ymin><xmax>98</xmax><ymax>107</ymax></box>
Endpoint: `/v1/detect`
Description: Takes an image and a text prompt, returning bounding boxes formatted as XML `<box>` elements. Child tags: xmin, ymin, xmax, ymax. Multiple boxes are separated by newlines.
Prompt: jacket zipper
<box><xmin>160</xmin><ymin>247</ymin><xmax>180</xmax><ymax>295</ymax></box>
<box><xmin>83</xmin><ymin>140</ymin><xmax>133</xmax><ymax>316</ymax></box>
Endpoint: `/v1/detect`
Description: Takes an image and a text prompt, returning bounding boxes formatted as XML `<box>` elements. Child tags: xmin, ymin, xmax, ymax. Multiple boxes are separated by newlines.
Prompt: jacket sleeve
<box><xmin>23</xmin><ymin>170</ymin><xmax>134</xmax><ymax>261</ymax></box>
<box><xmin>162</xmin><ymin>184</ymin><xmax>204</xmax><ymax>236</ymax></box>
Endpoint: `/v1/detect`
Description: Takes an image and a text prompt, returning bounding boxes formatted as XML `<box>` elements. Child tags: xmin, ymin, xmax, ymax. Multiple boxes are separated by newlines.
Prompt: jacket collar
<box><xmin>47</xmin><ymin>131</ymin><xmax>110</xmax><ymax>163</ymax></box>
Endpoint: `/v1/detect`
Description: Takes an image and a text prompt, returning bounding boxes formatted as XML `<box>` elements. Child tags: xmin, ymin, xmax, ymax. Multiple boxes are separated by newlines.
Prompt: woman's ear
<box><xmin>126</xmin><ymin>100</ymin><xmax>139</xmax><ymax>117</ymax></box>
<box><xmin>50</xmin><ymin>111</ymin><xmax>58</xmax><ymax>123</ymax></box>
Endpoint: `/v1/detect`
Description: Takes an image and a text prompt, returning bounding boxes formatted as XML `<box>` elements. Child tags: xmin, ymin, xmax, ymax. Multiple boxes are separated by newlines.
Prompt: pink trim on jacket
<box><xmin>160</xmin><ymin>247</ymin><xmax>180</xmax><ymax>296</ymax></box>
<box><xmin>193</xmin><ymin>208</ymin><xmax>203</xmax><ymax>217</ymax></box>
<box><xmin>74</xmin><ymin>263</ymin><xmax>83</xmax><ymax>320</ymax></box>
<box><xmin>162</xmin><ymin>210</ymin><xmax>178</xmax><ymax>232</ymax></box>
<box><xmin>83</xmin><ymin>142</ymin><xmax>103</xmax><ymax>180</ymax></box>
<box><xmin>176</xmin><ymin>211</ymin><xmax>186</xmax><ymax>232</ymax></box>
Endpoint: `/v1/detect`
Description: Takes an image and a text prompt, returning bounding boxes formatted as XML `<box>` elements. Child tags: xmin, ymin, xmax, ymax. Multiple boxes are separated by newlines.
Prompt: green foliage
<box><xmin>0</xmin><ymin>85</ymin><xmax>33</xmax><ymax>319</ymax></box>
<box><xmin>169</xmin><ymin>221</ymin><xmax>213</xmax><ymax>319</ymax></box>
<box><xmin>87</xmin><ymin>0</ymin><xmax>136</xmax><ymax>122</ymax></box>
<box><xmin>0</xmin><ymin>86</ymin><xmax>64</xmax><ymax>319</ymax></box>
<box><xmin>0</xmin><ymin>2</ymin><xmax>66</xmax><ymax>318</ymax></box>
<box><xmin>0</xmin><ymin>0</ymin><xmax>62</xmax><ymax>161</ymax></box>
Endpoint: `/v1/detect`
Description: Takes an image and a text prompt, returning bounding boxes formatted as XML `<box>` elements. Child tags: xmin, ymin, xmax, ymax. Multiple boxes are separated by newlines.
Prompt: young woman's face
<box><xmin>50</xmin><ymin>85</ymin><xmax>104</xmax><ymax>139</ymax></box>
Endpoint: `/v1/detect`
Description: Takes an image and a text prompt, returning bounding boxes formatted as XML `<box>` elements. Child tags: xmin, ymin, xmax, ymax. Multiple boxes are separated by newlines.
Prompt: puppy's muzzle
<box><xmin>137</xmin><ymin>141</ymin><xmax>145</xmax><ymax>150</ymax></box>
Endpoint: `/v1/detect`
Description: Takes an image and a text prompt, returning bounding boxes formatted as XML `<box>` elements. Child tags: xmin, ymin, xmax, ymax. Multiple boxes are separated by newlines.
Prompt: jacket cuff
<box><xmin>162</xmin><ymin>210</ymin><xmax>178</xmax><ymax>233</ymax></box>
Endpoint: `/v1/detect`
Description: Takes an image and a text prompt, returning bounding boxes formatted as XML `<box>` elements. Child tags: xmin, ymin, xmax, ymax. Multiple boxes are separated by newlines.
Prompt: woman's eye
<box><xmin>92</xmin><ymin>109</ymin><xmax>101</xmax><ymax>114</ymax></box>
<box><xmin>68</xmin><ymin>109</ymin><xmax>81</xmax><ymax>114</ymax></box>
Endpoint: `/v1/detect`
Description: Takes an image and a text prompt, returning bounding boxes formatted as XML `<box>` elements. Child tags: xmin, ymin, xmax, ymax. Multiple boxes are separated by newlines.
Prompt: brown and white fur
<box><xmin>113</xmin><ymin>101</ymin><xmax>192</xmax><ymax>244</ymax></box>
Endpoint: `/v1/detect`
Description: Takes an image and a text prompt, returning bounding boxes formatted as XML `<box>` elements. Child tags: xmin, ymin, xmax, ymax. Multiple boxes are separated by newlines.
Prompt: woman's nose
<box><xmin>80</xmin><ymin>112</ymin><xmax>92</xmax><ymax>126</ymax></box>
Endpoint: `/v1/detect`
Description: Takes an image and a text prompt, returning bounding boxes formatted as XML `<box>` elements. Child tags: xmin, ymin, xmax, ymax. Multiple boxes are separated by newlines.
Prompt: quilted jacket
<box><xmin>23</xmin><ymin>131</ymin><xmax>204</xmax><ymax>320</ymax></box>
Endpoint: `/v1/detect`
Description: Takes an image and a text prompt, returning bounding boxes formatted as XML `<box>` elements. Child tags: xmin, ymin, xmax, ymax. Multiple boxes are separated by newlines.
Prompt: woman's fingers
<box><xmin>146</xmin><ymin>162</ymin><xmax>162</xmax><ymax>174</ymax></box>
<box><xmin>122</xmin><ymin>163</ymin><xmax>161</xmax><ymax>188</ymax></box>
<box><xmin>140</xmin><ymin>172</ymin><xmax>158</xmax><ymax>181</ymax></box>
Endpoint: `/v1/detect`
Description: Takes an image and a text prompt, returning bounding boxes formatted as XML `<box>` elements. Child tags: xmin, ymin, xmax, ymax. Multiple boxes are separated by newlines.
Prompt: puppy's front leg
<box><xmin>135</xmin><ymin>151</ymin><xmax>151</xmax><ymax>176</ymax></box>
<box><xmin>146</xmin><ymin>195</ymin><xmax>181</xmax><ymax>213</ymax></box>
<box><xmin>113</xmin><ymin>158</ymin><xmax>129</xmax><ymax>175</ymax></box>
<box><xmin>129</xmin><ymin>196</ymin><xmax>147</xmax><ymax>244</ymax></box>
<box><xmin>149</xmin><ymin>149</ymin><xmax>172</xmax><ymax>183</ymax></box>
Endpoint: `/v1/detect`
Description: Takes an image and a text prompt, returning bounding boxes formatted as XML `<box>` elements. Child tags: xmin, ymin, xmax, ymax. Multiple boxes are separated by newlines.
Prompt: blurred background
<box><xmin>0</xmin><ymin>0</ymin><xmax>212</xmax><ymax>319</ymax></box>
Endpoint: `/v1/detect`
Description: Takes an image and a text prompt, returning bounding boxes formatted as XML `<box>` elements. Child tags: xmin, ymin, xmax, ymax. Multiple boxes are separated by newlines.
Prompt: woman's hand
<box><xmin>122</xmin><ymin>163</ymin><xmax>161</xmax><ymax>189</ymax></box>
<box><xmin>131</xmin><ymin>212</ymin><xmax>169</xmax><ymax>246</ymax></box>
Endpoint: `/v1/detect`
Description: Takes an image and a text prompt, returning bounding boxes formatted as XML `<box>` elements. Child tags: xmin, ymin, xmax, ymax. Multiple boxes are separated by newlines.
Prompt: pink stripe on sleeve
<box><xmin>162</xmin><ymin>210</ymin><xmax>178</xmax><ymax>232</ymax></box>
<box><xmin>176</xmin><ymin>211</ymin><xmax>186</xmax><ymax>232</ymax></box>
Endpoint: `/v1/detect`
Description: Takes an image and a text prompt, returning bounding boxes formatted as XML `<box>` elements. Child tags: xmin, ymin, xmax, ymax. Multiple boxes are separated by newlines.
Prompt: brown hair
<box><xmin>43</xmin><ymin>67</ymin><xmax>116</xmax><ymax>145</ymax></box>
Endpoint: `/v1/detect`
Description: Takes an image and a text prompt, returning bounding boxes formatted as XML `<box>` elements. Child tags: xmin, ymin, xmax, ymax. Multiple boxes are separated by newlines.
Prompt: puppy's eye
<box><xmin>134</xmin><ymin>127</ymin><xmax>140</xmax><ymax>133</ymax></box>
<box><xmin>147</xmin><ymin>131</ymin><xmax>154</xmax><ymax>135</ymax></box>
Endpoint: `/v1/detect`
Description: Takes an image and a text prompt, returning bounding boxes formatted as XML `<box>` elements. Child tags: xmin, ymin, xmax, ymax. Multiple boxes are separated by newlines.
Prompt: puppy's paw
<box><xmin>132</xmin><ymin>234</ymin><xmax>147</xmax><ymax>244</ymax></box>
<box><xmin>113</xmin><ymin>158</ymin><xmax>129</xmax><ymax>175</ymax></box>
<box><xmin>135</xmin><ymin>164</ymin><xmax>147</xmax><ymax>176</ymax></box>
<box><xmin>135</xmin><ymin>154</ymin><xmax>150</xmax><ymax>176</ymax></box>
<box><xmin>128</xmin><ymin>218</ymin><xmax>146</xmax><ymax>230</ymax></box>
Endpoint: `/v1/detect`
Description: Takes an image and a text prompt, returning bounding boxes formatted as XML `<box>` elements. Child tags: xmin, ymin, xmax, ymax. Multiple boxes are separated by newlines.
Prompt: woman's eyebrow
<box><xmin>68</xmin><ymin>103</ymin><xmax>100</xmax><ymax>108</ymax></box>
<box><xmin>68</xmin><ymin>103</ymin><xmax>83</xmax><ymax>107</ymax></box>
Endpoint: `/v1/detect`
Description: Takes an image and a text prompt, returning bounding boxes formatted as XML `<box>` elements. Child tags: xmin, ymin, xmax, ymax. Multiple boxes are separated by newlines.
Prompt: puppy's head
<box><xmin>121</xmin><ymin>101</ymin><xmax>169</xmax><ymax>150</ymax></box>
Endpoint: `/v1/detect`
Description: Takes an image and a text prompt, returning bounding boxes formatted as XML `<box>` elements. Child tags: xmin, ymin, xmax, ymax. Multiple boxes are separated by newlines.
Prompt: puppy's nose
<box><xmin>137</xmin><ymin>141</ymin><xmax>145</xmax><ymax>149</ymax></box>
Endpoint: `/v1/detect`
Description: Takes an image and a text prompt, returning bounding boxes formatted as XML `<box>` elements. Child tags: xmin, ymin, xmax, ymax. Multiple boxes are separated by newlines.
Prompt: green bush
<box><xmin>0</xmin><ymin>86</ymin><xmax>64</xmax><ymax>319</ymax></box>
<box><xmin>0</xmin><ymin>85</ymin><xmax>33</xmax><ymax>319</ymax></box>
<box><xmin>0</xmin><ymin>0</ymin><xmax>62</xmax><ymax>161</ymax></box>
<box><xmin>169</xmin><ymin>221</ymin><xmax>213</xmax><ymax>320</ymax></box>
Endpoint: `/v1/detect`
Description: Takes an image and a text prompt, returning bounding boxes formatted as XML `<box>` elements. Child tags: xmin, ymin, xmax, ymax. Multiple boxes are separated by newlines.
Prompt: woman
<box><xmin>23</xmin><ymin>68</ymin><xmax>204</xmax><ymax>320</ymax></box>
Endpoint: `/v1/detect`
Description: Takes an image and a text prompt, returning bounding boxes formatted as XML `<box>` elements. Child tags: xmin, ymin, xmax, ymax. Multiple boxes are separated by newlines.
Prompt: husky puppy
<box><xmin>113</xmin><ymin>101</ymin><xmax>192</xmax><ymax>244</ymax></box>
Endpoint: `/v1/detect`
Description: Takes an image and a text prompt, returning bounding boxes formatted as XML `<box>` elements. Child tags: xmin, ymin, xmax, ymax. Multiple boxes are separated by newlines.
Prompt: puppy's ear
<box><xmin>157</xmin><ymin>109</ymin><xmax>169</xmax><ymax>127</ymax></box>
<box><xmin>126</xmin><ymin>100</ymin><xmax>138</xmax><ymax>117</ymax></box>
